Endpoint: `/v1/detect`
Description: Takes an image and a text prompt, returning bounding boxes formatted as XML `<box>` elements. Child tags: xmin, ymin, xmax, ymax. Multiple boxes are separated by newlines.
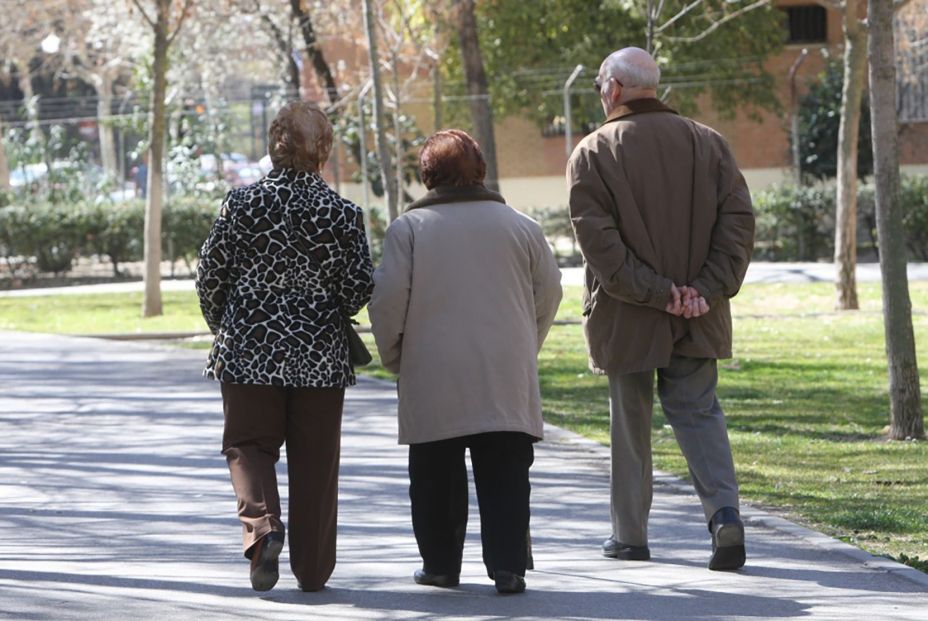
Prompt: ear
<box><xmin>605</xmin><ymin>80</ymin><xmax>621</xmax><ymax>106</ymax></box>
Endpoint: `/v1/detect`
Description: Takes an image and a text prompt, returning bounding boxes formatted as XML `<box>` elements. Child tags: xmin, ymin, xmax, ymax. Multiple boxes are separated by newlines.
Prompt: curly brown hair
<box><xmin>419</xmin><ymin>129</ymin><xmax>486</xmax><ymax>189</ymax></box>
<box><xmin>267</xmin><ymin>101</ymin><xmax>333</xmax><ymax>172</ymax></box>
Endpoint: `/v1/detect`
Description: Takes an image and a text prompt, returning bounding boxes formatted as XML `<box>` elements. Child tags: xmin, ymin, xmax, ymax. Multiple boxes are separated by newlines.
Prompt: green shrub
<box><xmin>163</xmin><ymin>197</ymin><xmax>218</xmax><ymax>272</ymax></box>
<box><xmin>752</xmin><ymin>183</ymin><xmax>835</xmax><ymax>261</ymax></box>
<box><xmin>80</xmin><ymin>200</ymin><xmax>145</xmax><ymax>276</ymax></box>
<box><xmin>752</xmin><ymin>175</ymin><xmax>928</xmax><ymax>262</ymax></box>
<box><xmin>0</xmin><ymin>197</ymin><xmax>217</xmax><ymax>279</ymax></box>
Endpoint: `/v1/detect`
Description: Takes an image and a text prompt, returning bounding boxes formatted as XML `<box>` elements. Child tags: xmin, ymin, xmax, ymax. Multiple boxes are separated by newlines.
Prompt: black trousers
<box><xmin>408</xmin><ymin>431</ymin><xmax>535</xmax><ymax>578</ymax></box>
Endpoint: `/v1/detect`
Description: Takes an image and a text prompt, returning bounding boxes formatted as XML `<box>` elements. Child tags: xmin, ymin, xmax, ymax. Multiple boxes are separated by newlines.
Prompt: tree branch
<box><xmin>893</xmin><ymin>0</ymin><xmax>915</xmax><ymax>12</ymax></box>
<box><xmin>665</xmin><ymin>0</ymin><xmax>771</xmax><ymax>44</ymax></box>
<box><xmin>131</xmin><ymin>0</ymin><xmax>155</xmax><ymax>28</ymax></box>
<box><xmin>167</xmin><ymin>0</ymin><xmax>194</xmax><ymax>46</ymax></box>
<box><xmin>655</xmin><ymin>0</ymin><xmax>706</xmax><ymax>34</ymax></box>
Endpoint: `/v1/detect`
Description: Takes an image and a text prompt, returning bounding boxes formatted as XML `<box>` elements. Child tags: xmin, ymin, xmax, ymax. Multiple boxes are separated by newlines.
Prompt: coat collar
<box><xmin>406</xmin><ymin>184</ymin><xmax>506</xmax><ymax>211</ymax></box>
<box><xmin>264</xmin><ymin>167</ymin><xmax>323</xmax><ymax>187</ymax></box>
<box><xmin>604</xmin><ymin>97</ymin><xmax>678</xmax><ymax>124</ymax></box>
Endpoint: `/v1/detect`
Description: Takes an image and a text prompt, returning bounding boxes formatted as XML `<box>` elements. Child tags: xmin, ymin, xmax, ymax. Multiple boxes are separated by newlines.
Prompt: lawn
<box><xmin>2</xmin><ymin>280</ymin><xmax>927</xmax><ymax>570</ymax></box>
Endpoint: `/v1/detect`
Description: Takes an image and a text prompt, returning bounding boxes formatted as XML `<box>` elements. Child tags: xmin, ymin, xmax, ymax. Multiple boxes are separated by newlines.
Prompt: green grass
<box><xmin>2</xmin><ymin>280</ymin><xmax>927</xmax><ymax>570</ymax></box>
<box><xmin>0</xmin><ymin>291</ymin><xmax>208</xmax><ymax>335</ymax></box>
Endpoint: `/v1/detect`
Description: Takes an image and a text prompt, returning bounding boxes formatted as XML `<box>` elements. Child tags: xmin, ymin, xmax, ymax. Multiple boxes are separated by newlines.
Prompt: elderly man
<box><xmin>567</xmin><ymin>47</ymin><xmax>755</xmax><ymax>571</ymax></box>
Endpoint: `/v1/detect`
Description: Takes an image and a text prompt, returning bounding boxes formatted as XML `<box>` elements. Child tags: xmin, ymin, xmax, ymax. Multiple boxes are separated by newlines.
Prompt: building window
<box><xmin>784</xmin><ymin>5</ymin><xmax>827</xmax><ymax>44</ymax></box>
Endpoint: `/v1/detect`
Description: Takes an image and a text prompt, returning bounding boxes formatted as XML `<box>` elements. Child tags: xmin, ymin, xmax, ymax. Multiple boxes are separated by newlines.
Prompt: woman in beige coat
<box><xmin>369</xmin><ymin>130</ymin><xmax>562</xmax><ymax>594</ymax></box>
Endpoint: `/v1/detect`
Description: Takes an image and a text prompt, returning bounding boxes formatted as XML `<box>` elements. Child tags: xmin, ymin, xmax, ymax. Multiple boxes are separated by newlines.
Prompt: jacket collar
<box><xmin>604</xmin><ymin>97</ymin><xmax>678</xmax><ymax>124</ymax></box>
<box><xmin>265</xmin><ymin>167</ymin><xmax>323</xmax><ymax>187</ymax></box>
<box><xmin>406</xmin><ymin>184</ymin><xmax>506</xmax><ymax>211</ymax></box>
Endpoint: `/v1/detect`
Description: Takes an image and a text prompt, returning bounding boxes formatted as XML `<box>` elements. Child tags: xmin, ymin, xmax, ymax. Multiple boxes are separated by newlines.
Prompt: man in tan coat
<box><xmin>567</xmin><ymin>47</ymin><xmax>755</xmax><ymax>571</ymax></box>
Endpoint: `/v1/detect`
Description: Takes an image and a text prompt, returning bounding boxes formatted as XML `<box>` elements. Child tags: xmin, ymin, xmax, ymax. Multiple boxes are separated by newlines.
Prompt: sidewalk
<box><xmin>0</xmin><ymin>331</ymin><xmax>925</xmax><ymax>620</ymax></box>
<box><xmin>2</xmin><ymin>263</ymin><xmax>927</xmax><ymax>297</ymax></box>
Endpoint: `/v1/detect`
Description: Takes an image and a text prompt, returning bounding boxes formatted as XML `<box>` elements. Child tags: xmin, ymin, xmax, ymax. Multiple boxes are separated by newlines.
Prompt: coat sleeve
<box><xmin>195</xmin><ymin>193</ymin><xmax>236</xmax><ymax>334</ymax></box>
<box><xmin>335</xmin><ymin>206</ymin><xmax>375</xmax><ymax>317</ymax></box>
<box><xmin>567</xmin><ymin>145</ymin><xmax>674</xmax><ymax>311</ymax></box>
<box><xmin>690</xmin><ymin>139</ymin><xmax>755</xmax><ymax>304</ymax></box>
<box><xmin>531</xmin><ymin>224</ymin><xmax>563</xmax><ymax>352</ymax></box>
<box><xmin>368</xmin><ymin>217</ymin><xmax>413</xmax><ymax>374</ymax></box>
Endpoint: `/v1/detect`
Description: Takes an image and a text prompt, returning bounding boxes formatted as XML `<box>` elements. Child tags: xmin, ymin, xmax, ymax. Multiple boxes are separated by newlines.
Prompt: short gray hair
<box><xmin>603</xmin><ymin>50</ymin><xmax>661</xmax><ymax>89</ymax></box>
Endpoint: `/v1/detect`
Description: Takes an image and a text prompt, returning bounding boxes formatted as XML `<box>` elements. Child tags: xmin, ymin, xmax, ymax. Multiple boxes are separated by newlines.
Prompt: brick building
<box><xmin>311</xmin><ymin>1</ymin><xmax>928</xmax><ymax>211</ymax></box>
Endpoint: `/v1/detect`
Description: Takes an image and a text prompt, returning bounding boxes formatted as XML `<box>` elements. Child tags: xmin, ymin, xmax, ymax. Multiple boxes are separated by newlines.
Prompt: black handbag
<box><xmin>344</xmin><ymin>316</ymin><xmax>373</xmax><ymax>367</ymax></box>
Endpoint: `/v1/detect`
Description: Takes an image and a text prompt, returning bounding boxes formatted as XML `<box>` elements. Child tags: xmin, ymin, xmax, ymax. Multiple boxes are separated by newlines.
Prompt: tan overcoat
<box><xmin>369</xmin><ymin>186</ymin><xmax>563</xmax><ymax>445</ymax></box>
<box><xmin>567</xmin><ymin>98</ymin><xmax>755</xmax><ymax>375</ymax></box>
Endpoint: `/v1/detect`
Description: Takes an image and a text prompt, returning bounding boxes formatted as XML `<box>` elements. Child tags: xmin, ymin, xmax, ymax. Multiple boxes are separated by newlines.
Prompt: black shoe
<box><xmin>250</xmin><ymin>531</ymin><xmax>284</xmax><ymax>592</ymax></box>
<box><xmin>708</xmin><ymin>507</ymin><xmax>746</xmax><ymax>571</ymax></box>
<box><xmin>602</xmin><ymin>535</ymin><xmax>651</xmax><ymax>560</ymax></box>
<box><xmin>413</xmin><ymin>569</ymin><xmax>459</xmax><ymax>588</ymax></box>
<box><xmin>493</xmin><ymin>570</ymin><xmax>526</xmax><ymax>594</ymax></box>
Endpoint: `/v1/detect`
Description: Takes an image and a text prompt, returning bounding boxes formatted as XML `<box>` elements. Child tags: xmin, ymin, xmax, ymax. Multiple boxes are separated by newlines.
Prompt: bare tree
<box><xmin>867</xmin><ymin>0</ymin><xmax>923</xmax><ymax>440</ymax></box>
<box><xmin>241</xmin><ymin>0</ymin><xmax>302</xmax><ymax>94</ymax></box>
<box><xmin>808</xmin><ymin>0</ymin><xmax>918</xmax><ymax>310</ymax></box>
<box><xmin>59</xmin><ymin>0</ymin><xmax>145</xmax><ymax>179</ymax></box>
<box><xmin>131</xmin><ymin>0</ymin><xmax>193</xmax><ymax>318</ymax></box>
<box><xmin>363</xmin><ymin>0</ymin><xmax>399</xmax><ymax>220</ymax></box>
<box><xmin>0</xmin><ymin>117</ymin><xmax>9</xmax><ymax>191</ymax></box>
<box><xmin>453</xmin><ymin>0</ymin><xmax>499</xmax><ymax>192</ymax></box>
<box><xmin>646</xmin><ymin>0</ymin><xmax>773</xmax><ymax>53</ymax></box>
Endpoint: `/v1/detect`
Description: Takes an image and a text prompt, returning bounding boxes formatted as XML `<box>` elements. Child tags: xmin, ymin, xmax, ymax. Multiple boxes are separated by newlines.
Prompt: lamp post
<box><xmin>563</xmin><ymin>64</ymin><xmax>584</xmax><ymax>160</ymax></box>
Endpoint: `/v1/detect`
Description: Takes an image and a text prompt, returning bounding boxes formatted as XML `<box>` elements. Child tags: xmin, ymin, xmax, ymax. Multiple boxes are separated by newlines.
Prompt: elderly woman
<box><xmin>196</xmin><ymin>101</ymin><xmax>373</xmax><ymax>593</ymax></box>
<box><xmin>369</xmin><ymin>129</ymin><xmax>562</xmax><ymax>594</ymax></box>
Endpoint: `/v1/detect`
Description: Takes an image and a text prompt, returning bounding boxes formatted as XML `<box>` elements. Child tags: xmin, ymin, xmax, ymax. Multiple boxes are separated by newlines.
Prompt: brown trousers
<box><xmin>220</xmin><ymin>382</ymin><xmax>344</xmax><ymax>591</ymax></box>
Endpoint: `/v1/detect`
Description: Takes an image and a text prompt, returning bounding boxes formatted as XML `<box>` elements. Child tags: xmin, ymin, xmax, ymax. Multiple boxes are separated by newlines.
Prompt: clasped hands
<box><xmin>665</xmin><ymin>284</ymin><xmax>710</xmax><ymax>318</ymax></box>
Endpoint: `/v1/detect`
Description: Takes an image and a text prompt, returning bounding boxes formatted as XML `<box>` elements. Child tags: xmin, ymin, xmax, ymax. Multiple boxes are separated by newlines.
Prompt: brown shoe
<box><xmin>250</xmin><ymin>531</ymin><xmax>284</xmax><ymax>591</ymax></box>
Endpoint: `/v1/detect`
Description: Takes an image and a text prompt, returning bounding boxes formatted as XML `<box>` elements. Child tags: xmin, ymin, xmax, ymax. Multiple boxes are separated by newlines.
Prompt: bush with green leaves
<box><xmin>752</xmin><ymin>183</ymin><xmax>836</xmax><ymax>261</ymax></box>
<box><xmin>754</xmin><ymin>176</ymin><xmax>928</xmax><ymax>261</ymax></box>
<box><xmin>0</xmin><ymin>198</ymin><xmax>219</xmax><ymax>280</ymax></box>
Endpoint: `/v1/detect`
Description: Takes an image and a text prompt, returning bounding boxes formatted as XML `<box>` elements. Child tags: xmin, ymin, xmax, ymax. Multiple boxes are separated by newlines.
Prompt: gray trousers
<box><xmin>608</xmin><ymin>355</ymin><xmax>739</xmax><ymax>547</ymax></box>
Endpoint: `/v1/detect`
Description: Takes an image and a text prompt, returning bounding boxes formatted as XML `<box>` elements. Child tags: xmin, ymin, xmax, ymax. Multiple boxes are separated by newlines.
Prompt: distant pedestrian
<box><xmin>568</xmin><ymin>48</ymin><xmax>755</xmax><ymax>570</ymax></box>
<box><xmin>196</xmin><ymin>101</ymin><xmax>373</xmax><ymax>592</ymax></box>
<box><xmin>369</xmin><ymin>130</ymin><xmax>562</xmax><ymax>594</ymax></box>
<box><xmin>134</xmin><ymin>153</ymin><xmax>148</xmax><ymax>199</ymax></box>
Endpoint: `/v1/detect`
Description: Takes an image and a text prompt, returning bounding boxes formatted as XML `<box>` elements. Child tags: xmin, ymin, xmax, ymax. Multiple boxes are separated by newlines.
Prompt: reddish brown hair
<box><xmin>268</xmin><ymin>101</ymin><xmax>332</xmax><ymax>172</ymax></box>
<box><xmin>419</xmin><ymin>129</ymin><xmax>486</xmax><ymax>189</ymax></box>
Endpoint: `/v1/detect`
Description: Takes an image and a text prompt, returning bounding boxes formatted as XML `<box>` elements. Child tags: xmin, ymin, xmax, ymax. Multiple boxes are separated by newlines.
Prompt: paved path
<box><xmin>3</xmin><ymin>263</ymin><xmax>927</xmax><ymax>298</ymax></box>
<box><xmin>0</xmin><ymin>332</ymin><xmax>925</xmax><ymax>620</ymax></box>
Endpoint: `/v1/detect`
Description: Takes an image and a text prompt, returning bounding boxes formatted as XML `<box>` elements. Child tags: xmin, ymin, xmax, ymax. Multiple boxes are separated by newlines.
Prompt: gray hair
<box><xmin>603</xmin><ymin>49</ymin><xmax>661</xmax><ymax>89</ymax></box>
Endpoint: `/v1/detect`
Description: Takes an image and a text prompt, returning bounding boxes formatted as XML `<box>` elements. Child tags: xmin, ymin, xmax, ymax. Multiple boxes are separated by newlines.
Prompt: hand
<box><xmin>665</xmin><ymin>284</ymin><xmax>684</xmax><ymax>316</ymax></box>
<box><xmin>680</xmin><ymin>286</ymin><xmax>710</xmax><ymax>318</ymax></box>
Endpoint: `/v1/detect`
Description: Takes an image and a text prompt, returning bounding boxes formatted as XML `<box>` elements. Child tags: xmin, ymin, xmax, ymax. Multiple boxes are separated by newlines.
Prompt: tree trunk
<box><xmin>96</xmin><ymin>75</ymin><xmax>119</xmax><ymax>179</ymax></box>
<box><xmin>16</xmin><ymin>66</ymin><xmax>42</xmax><ymax>145</ymax></box>
<box><xmin>290</xmin><ymin>0</ymin><xmax>338</xmax><ymax>105</ymax></box>
<box><xmin>363</xmin><ymin>0</ymin><xmax>398</xmax><ymax>221</ymax></box>
<box><xmin>455</xmin><ymin>0</ymin><xmax>499</xmax><ymax>192</ymax></box>
<box><xmin>254</xmin><ymin>4</ymin><xmax>301</xmax><ymax>95</ymax></box>
<box><xmin>433</xmin><ymin>64</ymin><xmax>443</xmax><ymax>132</ymax></box>
<box><xmin>143</xmin><ymin>0</ymin><xmax>171</xmax><ymax>318</ymax></box>
<box><xmin>834</xmin><ymin>4</ymin><xmax>867</xmax><ymax>310</ymax></box>
<box><xmin>867</xmin><ymin>0</ymin><xmax>924</xmax><ymax>440</ymax></box>
<box><xmin>0</xmin><ymin>117</ymin><xmax>10</xmax><ymax>191</ymax></box>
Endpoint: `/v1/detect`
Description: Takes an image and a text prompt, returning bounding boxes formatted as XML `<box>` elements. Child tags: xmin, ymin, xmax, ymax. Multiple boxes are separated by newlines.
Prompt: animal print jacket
<box><xmin>195</xmin><ymin>168</ymin><xmax>374</xmax><ymax>388</ymax></box>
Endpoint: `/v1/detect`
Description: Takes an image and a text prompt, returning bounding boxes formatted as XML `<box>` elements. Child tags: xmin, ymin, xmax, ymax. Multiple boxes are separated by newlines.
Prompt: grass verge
<box><xmin>2</xmin><ymin>280</ymin><xmax>926</xmax><ymax>571</ymax></box>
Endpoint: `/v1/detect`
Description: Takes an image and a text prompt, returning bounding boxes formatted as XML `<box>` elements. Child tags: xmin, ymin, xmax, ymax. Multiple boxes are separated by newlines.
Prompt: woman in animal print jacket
<box><xmin>195</xmin><ymin>101</ymin><xmax>373</xmax><ymax>593</ymax></box>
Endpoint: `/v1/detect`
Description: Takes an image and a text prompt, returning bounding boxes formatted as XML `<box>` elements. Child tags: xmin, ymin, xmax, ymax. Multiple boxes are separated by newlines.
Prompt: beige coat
<box><xmin>568</xmin><ymin>98</ymin><xmax>755</xmax><ymax>375</ymax></box>
<box><xmin>369</xmin><ymin>186</ymin><xmax>563</xmax><ymax>445</ymax></box>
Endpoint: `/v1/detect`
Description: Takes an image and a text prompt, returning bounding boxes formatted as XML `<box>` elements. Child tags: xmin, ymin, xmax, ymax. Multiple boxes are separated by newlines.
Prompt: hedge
<box><xmin>0</xmin><ymin>197</ymin><xmax>218</xmax><ymax>278</ymax></box>
<box><xmin>2</xmin><ymin>175</ymin><xmax>927</xmax><ymax>278</ymax></box>
<box><xmin>752</xmin><ymin>175</ymin><xmax>928</xmax><ymax>262</ymax></box>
